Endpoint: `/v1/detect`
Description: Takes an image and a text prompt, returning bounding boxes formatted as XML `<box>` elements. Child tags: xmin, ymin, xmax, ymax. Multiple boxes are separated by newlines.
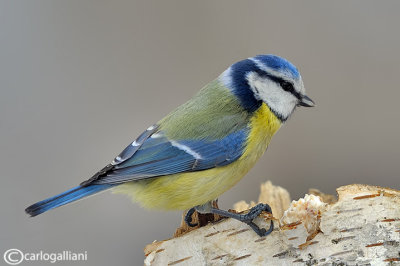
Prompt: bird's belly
<box><xmin>113</xmin><ymin>103</ymin><xmax>281</xmax><ymax>210</ymax></box>
<box><xmin>113</xmin><ymin>155</ymin><xmax>258</xmax><ymax>210</ymax></box>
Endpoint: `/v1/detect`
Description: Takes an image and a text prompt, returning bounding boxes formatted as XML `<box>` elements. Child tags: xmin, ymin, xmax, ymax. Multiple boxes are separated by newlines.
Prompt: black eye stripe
<box><xmin>255</xmin><ymin>70</ymin><xmax>302</xmax><ymax>100</ymax></box>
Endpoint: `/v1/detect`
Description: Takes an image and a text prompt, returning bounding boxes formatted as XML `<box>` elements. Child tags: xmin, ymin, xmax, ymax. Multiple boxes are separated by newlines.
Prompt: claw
<box><xmin>184</xmin><ymin>207</ymin><xmax>198</xmax><ymax>227</ymax></box>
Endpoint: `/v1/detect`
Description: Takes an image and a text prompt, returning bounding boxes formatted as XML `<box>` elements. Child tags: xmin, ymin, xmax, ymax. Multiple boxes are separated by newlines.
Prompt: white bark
<box><xmin>144</xmin><ymin>184</ymin><xmax>400</xmax><ymax>266</ymax></box>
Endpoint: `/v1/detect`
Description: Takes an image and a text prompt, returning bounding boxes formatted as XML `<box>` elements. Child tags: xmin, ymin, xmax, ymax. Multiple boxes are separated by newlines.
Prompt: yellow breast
<box><xmin>113</xmin><ymin>103</ymin><xmax>281</xmax><ymax>210</ymax></box>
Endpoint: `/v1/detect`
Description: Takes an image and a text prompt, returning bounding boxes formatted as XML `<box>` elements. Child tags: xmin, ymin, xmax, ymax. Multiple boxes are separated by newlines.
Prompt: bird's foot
<box><xmin>210</xmin><ymin>203</ymin><xmax>274</xmax><ymax>237</ymax></box>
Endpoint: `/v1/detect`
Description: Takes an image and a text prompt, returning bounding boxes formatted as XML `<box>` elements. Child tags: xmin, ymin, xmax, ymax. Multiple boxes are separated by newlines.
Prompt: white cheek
<box><xmin>248</xmin><ymin>75</ymin><xmax>297</xmax><ymax>120</ymax></box>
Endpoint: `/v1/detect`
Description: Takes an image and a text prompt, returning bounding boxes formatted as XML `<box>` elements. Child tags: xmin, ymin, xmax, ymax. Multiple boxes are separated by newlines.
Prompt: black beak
<box><xmin>298</xmin><ymin>95</ymin><xmax>315</xmax><ymax>107</ymax></box>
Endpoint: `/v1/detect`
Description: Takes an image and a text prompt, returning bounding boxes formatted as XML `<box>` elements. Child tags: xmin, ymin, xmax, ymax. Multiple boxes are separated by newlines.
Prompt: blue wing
<box><xmin>84</xmin><ymin>126</ymin><xmax>248</xmax><ymax>185</ymax></box>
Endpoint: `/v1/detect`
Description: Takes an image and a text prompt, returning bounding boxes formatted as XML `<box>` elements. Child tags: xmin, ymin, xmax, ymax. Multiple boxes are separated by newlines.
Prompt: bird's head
<box><xmin>220</xmin><ymin>54</ymin><xmax>314</xmax><ymax>122</ymax></box>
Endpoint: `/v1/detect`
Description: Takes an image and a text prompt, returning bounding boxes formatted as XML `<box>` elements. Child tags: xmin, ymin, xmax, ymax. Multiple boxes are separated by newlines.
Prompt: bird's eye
<box><xmin>280</xmin><ymin>81</ymin><xmax>294</xmax><ymax>92</ymax></box>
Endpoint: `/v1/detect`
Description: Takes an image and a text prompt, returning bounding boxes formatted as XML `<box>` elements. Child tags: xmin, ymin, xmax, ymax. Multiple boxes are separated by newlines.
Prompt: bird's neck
<box><xmin>241</xmin><ymin>103</ymin><xmax>282</xmax><ymax>160</ymax></box>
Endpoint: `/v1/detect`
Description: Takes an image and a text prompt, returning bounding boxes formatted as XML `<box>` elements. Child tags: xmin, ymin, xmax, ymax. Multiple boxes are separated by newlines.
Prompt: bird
<box><xmin>25</xmin><ymin>54</ymin><xmax>314</xmax><ymax>236</ymax></box>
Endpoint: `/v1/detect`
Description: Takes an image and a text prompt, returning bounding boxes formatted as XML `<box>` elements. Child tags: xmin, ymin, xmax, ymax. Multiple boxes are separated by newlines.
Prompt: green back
<box><xmin>159</xmin><ymin>79</ymin><xmax>251</xmax><ymax>140</ymax></box>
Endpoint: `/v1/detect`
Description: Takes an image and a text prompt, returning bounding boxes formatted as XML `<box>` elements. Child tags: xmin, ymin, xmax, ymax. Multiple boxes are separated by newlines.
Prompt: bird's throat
<box><xmin>241</xmin><ymin>103</ymin><xmax>281</xmax><ymax>161</ymax></box>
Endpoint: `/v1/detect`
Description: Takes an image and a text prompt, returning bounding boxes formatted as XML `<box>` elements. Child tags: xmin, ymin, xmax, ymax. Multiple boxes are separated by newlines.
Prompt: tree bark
<box><xmin>144</xmin><ymin>183</ymin><xmax>400</xmax><ymax>266</ymax></box>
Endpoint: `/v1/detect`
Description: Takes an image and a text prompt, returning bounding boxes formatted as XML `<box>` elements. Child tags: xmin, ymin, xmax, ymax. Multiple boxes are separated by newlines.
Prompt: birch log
<box><xmin>144</xmin><ymin>183</ymin><xmax>400</xmax><ymax>265</ymax></box>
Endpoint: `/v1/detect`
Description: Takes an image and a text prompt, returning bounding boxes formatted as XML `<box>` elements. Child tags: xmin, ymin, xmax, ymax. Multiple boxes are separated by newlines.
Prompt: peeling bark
<box><xmin>144</xmin><ymin>184</ymin><xmax>400</xmax><ymax>266</ymax></box>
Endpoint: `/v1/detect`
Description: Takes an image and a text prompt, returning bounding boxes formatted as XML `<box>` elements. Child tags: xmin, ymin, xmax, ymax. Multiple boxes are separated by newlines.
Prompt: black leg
<box><xmin>209</xmin><ymin>203</ymin><xmax>274</xmax><ymax>237</ymax></box>
<box><xmin>184</xmin><ymin>207</ymin><xmax>198</xmax><ymax>227</ymax></box>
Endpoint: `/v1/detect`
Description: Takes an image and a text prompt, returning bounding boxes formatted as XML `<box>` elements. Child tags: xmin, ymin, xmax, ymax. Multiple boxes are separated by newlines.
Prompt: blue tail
<box><xmin>25</xmin><ymin>184</ymin><xmax>114</xmax><ymax>217</ymax></box>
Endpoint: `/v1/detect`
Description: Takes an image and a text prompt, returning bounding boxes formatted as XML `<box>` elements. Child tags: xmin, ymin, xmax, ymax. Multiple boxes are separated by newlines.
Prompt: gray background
<box><xmin>1</xmin><ymin>1</ymin><xmax>399</xmax><ymax>265</ymax></box>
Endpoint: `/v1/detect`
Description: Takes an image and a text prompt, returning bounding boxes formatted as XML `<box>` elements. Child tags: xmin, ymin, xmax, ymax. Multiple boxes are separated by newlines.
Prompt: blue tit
<box><xmin>26</xmin><ymin>54</ymin><xmax>314</xmax><ymax>236</ymax></box>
